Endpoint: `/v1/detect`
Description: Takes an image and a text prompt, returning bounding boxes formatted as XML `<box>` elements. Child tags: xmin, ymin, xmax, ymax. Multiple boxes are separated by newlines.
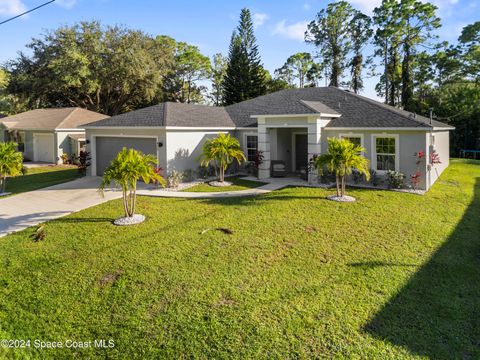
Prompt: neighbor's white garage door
<box><xmin>33</xmin><ymin>133</ymin><xmax>55</xmax><ymax>163</ymax></box>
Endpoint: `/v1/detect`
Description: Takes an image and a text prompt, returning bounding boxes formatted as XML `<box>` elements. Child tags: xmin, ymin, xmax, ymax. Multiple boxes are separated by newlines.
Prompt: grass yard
<box><xmin>3</xmin><ymin>165</ymin><xmax>80</xmax><ymax>195</ymax></box>
<box><xmin>184</xmin><ymin>176</ymin><xmax>266</xmax><ymax>192</ymax></box>
<box><xmin>0</xmin><ymin>159</ymin><xmax>478</xmax><ymax>359</ymax></box>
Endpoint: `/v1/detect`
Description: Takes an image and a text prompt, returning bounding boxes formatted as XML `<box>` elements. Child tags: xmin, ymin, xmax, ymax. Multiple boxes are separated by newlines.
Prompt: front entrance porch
<box><xmin>255</xmin><ymin>115</ymin><xmax>330</xmax><ymax>182</ymax></box>
<box><xmin>264</xmin><ymin>127</ymin><xmax>309</xmax><ymax>178</ymax></box>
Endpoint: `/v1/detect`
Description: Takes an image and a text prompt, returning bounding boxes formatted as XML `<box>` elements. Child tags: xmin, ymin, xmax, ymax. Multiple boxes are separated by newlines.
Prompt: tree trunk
<box><xmin>128</xmin><ymin>190</ymin><xmax>134</xmax><ymax>217</ymax></box>
<box><xmin>384</xmin><ymin>39</ymin><xmax>389</xmax><ymax>104</ymax></box>
<box><xmin>401</xmin><ymin>41</ymin><xmax>414</xmax><ymax>111</ymax></box>
<box><xmin>122</xmin><ymin>190</ymin><xmax>129</xmax><ymax>218</ymax></box>
<box><xmin>341</xmin><ymin>176</ymin><xmax>346</xmax><ymax>196</ymax></box>
<box><xmin>1</xmin><ymin>177</ymin><xmax>6</xmax><ymax>193</ymax></box>
<box><xmin>131</xmin><ymin>187</ymin><xmax>137</xmax><ymax>216</ymax></box>
<box><xmin>336</xmin><ymin>175</ymin><xmax>341</xmax><ymax>197</ymax></box>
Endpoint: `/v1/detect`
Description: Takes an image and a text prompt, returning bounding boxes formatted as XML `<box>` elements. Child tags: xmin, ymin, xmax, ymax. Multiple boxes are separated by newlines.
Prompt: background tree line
<box><xmin>0</xmin><ymin>3</ymin><xmax>478</xmax><ymax>152</ymax></box>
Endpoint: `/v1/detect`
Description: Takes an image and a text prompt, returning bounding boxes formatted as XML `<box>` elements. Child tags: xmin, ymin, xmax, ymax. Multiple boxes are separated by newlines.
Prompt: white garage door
<box><xmin>33</xmin><ymin>133</ymin><xmax>55</xmax><ymax>163</ymax></box>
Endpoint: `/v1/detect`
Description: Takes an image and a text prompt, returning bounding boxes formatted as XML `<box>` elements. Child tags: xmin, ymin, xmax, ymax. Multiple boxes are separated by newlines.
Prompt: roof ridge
<box><xmin>330</xmin><ymin>87</ymin><xmax>430</xmax><ymax>127</ymax></box>
<box><xmin>163</xmin><ymin>102</ymin><xmax>168</xmax><ymax>126</ymax></box>
<box><xmin>56</xmin><ymin>107</ymin><xmax>79</xmax><ymax>129</ymax></box>
<box><xmin>297</xmin><ymin>100</ymin><xmax>321</xmax><ymax>113</ymax></box>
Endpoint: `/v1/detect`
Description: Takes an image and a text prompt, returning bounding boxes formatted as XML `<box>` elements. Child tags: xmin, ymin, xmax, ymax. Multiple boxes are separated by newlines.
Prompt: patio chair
<box><xmin>271</xmin><ymin>160</ymin><xmax>287</xmax><ymax>177</ymax></box>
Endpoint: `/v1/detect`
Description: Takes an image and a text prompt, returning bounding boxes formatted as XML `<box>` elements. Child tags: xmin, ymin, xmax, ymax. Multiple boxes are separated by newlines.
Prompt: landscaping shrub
<box><xmin>61</xmin><ymin>153</ymin><xmax>70</xmax><ymax>165</ymax></box>
<box><xmin>167</xmin><ymin>170</ymin><xmax>183</xmax><ymax>188</ymax></box>
<box><xmin>197</xmin><ymin>165</ymin><xmax>216</xmax><ymax>179</ymax></box>
<box><xmin>369</xmin><ymin>168</ymin><xmax>381</xmax><ymax>186</ymax></box>
<box><xmin>352</xmin><ymin>169</ymin><xmax>364</xmax><ymax>184</ymax></box>
<box><xmin>319</xmin><ymin>166</ymin><xmax>336</xmax><ymax>184</ymax></box>
<box><xmin>386</xmin><ymin>170</ymin><xmax>405</xmax><ymax>189</ymax></box>
<box><xmin>76</xmin><ymin>151</ymin><xmax>91</xmax><ymax>175</ymax></box>
<box><xmin>182</xmin><ymin>169</ymin><xmax>196</xmax><ymax>182</ymax></box>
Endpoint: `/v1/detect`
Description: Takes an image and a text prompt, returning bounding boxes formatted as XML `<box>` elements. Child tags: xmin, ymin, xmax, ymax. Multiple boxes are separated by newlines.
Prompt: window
<box><xmin>343</xmin><ymin>136</ymin><xmax>362</xmax><ymax>147</ymax></box>
<box><xmin>245</xmin><ymin>135</ymin><xmax>258</xmax><ymax>162</ymax></box>
<box><xmin>374</xmin><ymin>136</ymin><xmax>397</xmax><ymax>171</ymax></box>
<box><xmin>340</xmin><ymin>134</ymin><xmax>363</xmax><ymax>154</ymax></box>
<box><xmin>15</xmin><ymin>131</ymin><xmax>25</xmax><ymax>153</ymax></box>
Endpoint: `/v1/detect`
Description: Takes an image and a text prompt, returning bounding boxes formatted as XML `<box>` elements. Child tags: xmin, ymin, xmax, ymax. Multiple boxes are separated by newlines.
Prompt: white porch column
<box><xmin>307</xmin><ymin>118</ymin><xmax>330</xmax><ymax>183</ymax></box>
<box><xmin>257</xmin><ymin>117</ymin><xmax>270</xmax><ymax>179</ymax></box>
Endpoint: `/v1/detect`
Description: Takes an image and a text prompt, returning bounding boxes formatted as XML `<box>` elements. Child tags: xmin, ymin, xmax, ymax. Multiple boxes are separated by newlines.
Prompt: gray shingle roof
<box><xmin>86</xmin><ymin>102</ymin><xmax>234</xmax><ymax>128</ymax></box>
<box><xmin>85</xmin><ymin>87</ymin><xmax>452</xmax><ymax>129</ymax></box>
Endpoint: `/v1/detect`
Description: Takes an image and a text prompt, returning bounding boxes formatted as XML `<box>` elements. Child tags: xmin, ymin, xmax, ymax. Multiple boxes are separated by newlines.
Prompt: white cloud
<box><xmin>303</xmin><ymin>3</ymin><xmax>311</xmax><ymax>11</ymax></box>
<box><xmin>0</xmin><ymin>0</ymin><xmax>26</xmax><ymax>16</ymax></box>
<box><xmin>55</xmin><ymin>0</ymin><xmax>77</xmax><ymax>9</ymax></box>
<box><xmin>348</xmin><ymin>0</ymin><xmax>459</xmax><ymax>15</ymax></box>
<box><xmin>253</xmin><ymin>12</ymin><xmax>268</xmax><ymax>28</ymax></box>
<box><xmin>272</xmin><ymin>20</ymin><xmax>309</xmax><ymax>42</ymax></box>
<box><xmin>348</xmin><ymin>0</ymin><xmax>381</xmax><ymax>14</ymax></box>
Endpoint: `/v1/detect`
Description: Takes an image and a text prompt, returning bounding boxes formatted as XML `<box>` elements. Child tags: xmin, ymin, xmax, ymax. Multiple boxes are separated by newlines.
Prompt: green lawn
<box><xmin>0</xmin><ymin>159</ymin><xmax>478</xmax><ymax>359</ymax></box>
<box><xmin>184</xmin><ymin>176</ymin><xmax>266</xmax><ymax>192</ymax></box>
<box><xmin>3</xmin><ymin>165</ymin><xmax>81</xmax><ymax>195</ymax></box>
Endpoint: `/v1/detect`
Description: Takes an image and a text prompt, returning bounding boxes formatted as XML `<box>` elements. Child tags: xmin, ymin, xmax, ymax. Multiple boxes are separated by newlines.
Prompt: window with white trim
<box><xmin>342</xmin><ymin>136</ymin><xmax>362</xmax><ymax>147</ymax></box>
<box><xmin>375</xmin><ymin>136</ymin><xmax>396</xmax><ymax>171</ymax></box>
<box><xmin>340</xmin><ymin>134</ymin><xmax>363</xmax><ymax>155</ymax></box>
<box><xmin>246</xmin><ymin>135</ymin><xmax>258</xmax><ymax>162</ymax></box>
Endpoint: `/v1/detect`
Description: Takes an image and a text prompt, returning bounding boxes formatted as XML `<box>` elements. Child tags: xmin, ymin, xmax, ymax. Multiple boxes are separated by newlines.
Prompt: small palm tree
<box><xmin>99</xmin><ymin>148</ymin><xmax>166</xmax><ymax>218</ymax></box>
<box><xmin>0</xmin><ymin>142</ymin><xmax>23</xmax><ymax>194</ymax></box>
<box><xmin>315</xmin><ymin>138</ymin><xmax>370</xmax><ymax>197</ymax></box>
<box><xmin>199</xmin><ymin>133</ymin><xmax>246</xmax><ymax>182</ymax></box>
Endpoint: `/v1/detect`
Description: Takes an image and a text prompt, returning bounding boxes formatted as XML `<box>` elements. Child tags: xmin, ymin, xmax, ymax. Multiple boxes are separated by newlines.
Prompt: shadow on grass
<box><xmin>364</xmin><ymin>178</ymin><xmax>480</xmax><ymax>359</ymax></box>
<box><xmin>348</xmin><ymin>261</ymin><xmax>418</xmax><ymax>269</ymax></box>
<box><xmin>51</xmin><ymin>217</ymin><xmax>115</xmax><ymax>224</ymax></box>
<box><xmin>197</xmin><ymin>186</ymin><xmax>380</xmax><ymax>206</ymax></box>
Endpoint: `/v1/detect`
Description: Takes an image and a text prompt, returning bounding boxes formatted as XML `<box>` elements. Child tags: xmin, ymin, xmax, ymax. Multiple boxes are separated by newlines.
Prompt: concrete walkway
<box><xmin>136</xmin><ymin>181</ymin><xmax>286</xmax><ymax>198</ymax></box>
<box><xmin>136</xmin><ymin>176</ymin><xmax>309</xmax><ymax>198</ymax></box>
<box><xmin>0</xmin><ymin>177</ymin><xmax>121</xmax><ymax>237</ymax></box>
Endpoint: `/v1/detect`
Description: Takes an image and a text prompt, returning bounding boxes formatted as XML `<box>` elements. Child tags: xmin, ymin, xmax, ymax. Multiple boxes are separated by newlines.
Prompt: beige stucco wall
<box><xmin>426</xmin><ymin>130</ymin><xmax>450</xmax><ymax>189</ymax></box>
<box><xmin>165</xmin><ymin>130</ymin><xmax>232</xmax><ymax>173</ymax></box>
<box><xmin>323</xmin><ymin>129</ymin><xmax>428</xmax><ymax>189</ymax></box>
<box><xmin>55</xmin><ymin>130</ymin><xmax>85</xmax><ymax>164</ymax></box>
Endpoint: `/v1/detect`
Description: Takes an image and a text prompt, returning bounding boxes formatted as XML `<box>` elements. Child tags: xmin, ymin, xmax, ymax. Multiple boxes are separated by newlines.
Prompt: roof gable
<box><xmin>2</xmin><ymin>108</ymin><xmax>108</xmax><ymax>130</ymax></box>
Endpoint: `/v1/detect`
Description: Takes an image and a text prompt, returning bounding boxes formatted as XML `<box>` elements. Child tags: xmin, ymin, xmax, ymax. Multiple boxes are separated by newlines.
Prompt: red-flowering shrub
<box><xmin>410</xmin><ymin>171</ymin><xmax>422</xmax><ymax>190</ymax></box>
<box><xmin>410</xmin><ymin>151</ymin><xmax>424</xmax><ymax>190</ymax></box>
<box><xmin>430</xmin><ymin>150</ymin><xmax>441</xmax><ymax>164</ymax></box>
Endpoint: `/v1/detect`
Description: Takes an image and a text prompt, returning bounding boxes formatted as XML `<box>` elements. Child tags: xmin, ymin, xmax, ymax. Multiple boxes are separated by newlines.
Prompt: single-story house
<box><xmin>0</xmin><ymin>108</ymin><xmax>108</xmax><ymax>164</ymax></box>
<box><xmin>84</xmin><ymin>87</ymin><xmax>454</xmax><ymax>190</ymax></box>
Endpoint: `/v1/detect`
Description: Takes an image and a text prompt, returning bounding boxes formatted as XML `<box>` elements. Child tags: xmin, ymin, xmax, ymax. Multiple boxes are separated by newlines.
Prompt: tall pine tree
<box><xmin>222</xmin><ymin>8</ymin><xmax>267</xmax><ymax>105</ymax></box>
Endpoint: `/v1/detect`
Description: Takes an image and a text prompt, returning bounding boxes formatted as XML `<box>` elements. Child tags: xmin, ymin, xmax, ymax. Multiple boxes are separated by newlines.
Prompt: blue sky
<box><xmin>0</xmin><ymin>0</ymin><xmax>478</xmax><ymax>100</ymax></box>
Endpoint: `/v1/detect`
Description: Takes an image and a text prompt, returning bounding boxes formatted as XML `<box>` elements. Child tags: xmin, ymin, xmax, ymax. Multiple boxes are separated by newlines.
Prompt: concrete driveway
<box><xmin>0</xmin><ymin>177</ymin><xmax>121</xmax><ymax>237</ymax></box>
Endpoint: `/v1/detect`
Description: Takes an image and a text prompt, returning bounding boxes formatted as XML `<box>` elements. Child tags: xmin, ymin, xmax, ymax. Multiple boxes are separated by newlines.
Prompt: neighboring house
<box><xmin>0</xmin><ymin>108</ymin><xmax>108</xmax><ymax>164</ymax></box>
<box><xmin>84</xmin><ymin>87</ymin><xmax>454</xmax><ymax>190</ymax></box>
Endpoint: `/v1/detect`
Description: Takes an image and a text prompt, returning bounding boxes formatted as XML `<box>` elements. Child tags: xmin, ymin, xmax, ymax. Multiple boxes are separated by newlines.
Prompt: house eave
<box><xmin>250</xmin><ymin>113</ymin><xmax>341</xmax><ymax>119</ymax></box>
<box><xmin>324</xmin><ymin>126</ymin><xmax>449</xmax><ymax>131</ymax></box>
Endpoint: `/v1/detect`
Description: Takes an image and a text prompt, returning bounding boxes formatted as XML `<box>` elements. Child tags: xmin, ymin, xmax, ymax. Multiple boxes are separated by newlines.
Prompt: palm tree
<box><xmin>0</xmin><ymin>142</ymin><xmax>23</xmax><ymax>194</ymax></box>
<box><xmin>99</xmin><ymin>148</ymin><xmax>166</xmax><ymax>218</ymax></box>
<box><xmin>199</xmin><ymin>133</ymin><xmax>246</xmax><ymax>182</ymax></box>
<box><xmin>315</xmin><ymin>138</ymin><xmax>370</xmax><ymax>197</ymax></box>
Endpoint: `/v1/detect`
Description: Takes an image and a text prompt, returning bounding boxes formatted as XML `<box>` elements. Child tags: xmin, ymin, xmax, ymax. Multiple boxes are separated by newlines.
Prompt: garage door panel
<box><xmin>95</xmin><ymin>137</ymin><xmax>157</xmax><ymax>176</ymax></box>
<box><xmin>33</xmin><ymin>134</ymin><xmax>54</xmax><ymax>163</ymax></box>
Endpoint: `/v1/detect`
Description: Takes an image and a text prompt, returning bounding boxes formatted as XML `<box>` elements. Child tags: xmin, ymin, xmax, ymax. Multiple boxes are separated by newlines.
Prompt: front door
<box><xmin>295</xmin><ymin>134</ymin><xmax>308</xmax><ymax>172</ymax></box>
